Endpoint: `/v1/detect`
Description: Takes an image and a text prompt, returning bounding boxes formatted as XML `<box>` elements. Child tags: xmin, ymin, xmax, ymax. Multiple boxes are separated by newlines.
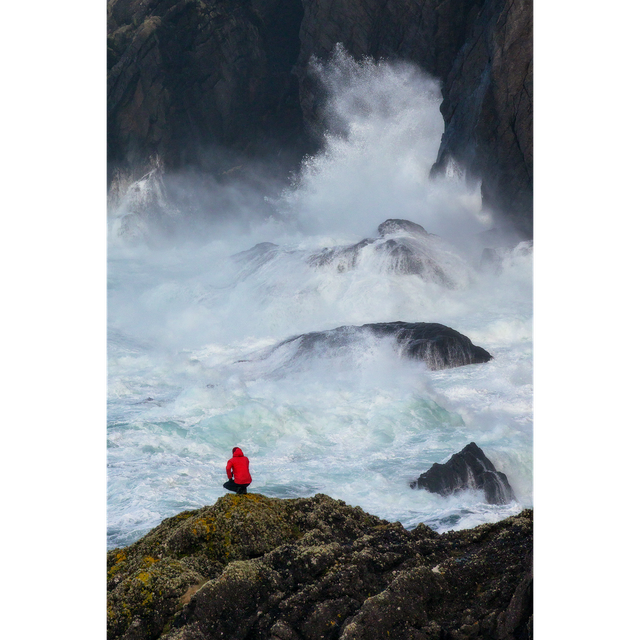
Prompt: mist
<box><xmin>282</xmin><ymin>45</ymin><xmax>488</xmax><ymax>244</ymax></box>
<box><xmin>109</xmin><ymin>47</ymin><xmax>495</xmax><ymax>253</ymax></box>
<box><xmin>107</xmin><ymin>48</ymin><xmax>532</xmax><ymax>549</ymax></box>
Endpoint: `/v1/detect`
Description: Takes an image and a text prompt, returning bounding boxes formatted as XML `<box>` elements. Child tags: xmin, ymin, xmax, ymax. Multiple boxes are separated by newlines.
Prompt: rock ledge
<box><xmin>108</xmin><ymin>493</ymin><xmax>532</xmax><ymax>640</ymax></box>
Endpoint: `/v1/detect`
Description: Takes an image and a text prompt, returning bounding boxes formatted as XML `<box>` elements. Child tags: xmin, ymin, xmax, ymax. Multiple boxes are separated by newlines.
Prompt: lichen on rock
<box><xmin>107</xmin><ymin>494</ymin><xmax>532</xmax><ymax>640</ymax></box>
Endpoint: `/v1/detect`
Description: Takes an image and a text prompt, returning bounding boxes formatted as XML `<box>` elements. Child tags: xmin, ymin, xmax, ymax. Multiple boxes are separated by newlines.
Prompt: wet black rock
<box><xmin>411</xmin><ymin>442</ymin><xmax>516</xmax><ymax>505</ymax></box>
<box><xmin>107</xmin><ymin>493</ymin><xmax>532</xmax><ymax>640</ymax></box>
<box><xmin>307</xmin><ymin>238</ymin><xmax>375</xmax><ymax>273</ymax></box>
<box><xmin>307</xmin><ymin>219</ymin><xmax>465</xmax><ymax>288</ymax></box>
<box><xmin>231</xmin><ymin>219</ymin><xmax>469</xmax><ymax>288</ymax></box>
<box><xmin>372</xmin><ymin>322</ymin><xmax>493</xmax><ymax>369</ymax></box>
<box><xmin>107</xmin><ymin>1</ymin><xmax>532</xmax><ymax>236</ymax></box>
<box><xmin>377</xmin><ymin>218</ymin><xmax>432</xmax><ymax>238</ymax></box>
<box><xmin>270</xmin><ymin>321</ymin><xmax>492</xmax><ymax>371</ymax></box>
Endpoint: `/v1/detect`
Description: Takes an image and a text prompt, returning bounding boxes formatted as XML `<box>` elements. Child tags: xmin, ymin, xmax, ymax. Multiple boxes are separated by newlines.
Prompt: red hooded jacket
<box><xmin>226</xmin><ymin>447</ymin><xmax>252</xmax><ymax>484</ymax></box>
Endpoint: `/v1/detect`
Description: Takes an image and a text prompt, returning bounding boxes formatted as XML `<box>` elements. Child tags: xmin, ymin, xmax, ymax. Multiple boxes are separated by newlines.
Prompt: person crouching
<box><xmin>223</xmin><ymin>446</ymin><xmax>252</xmax><ymax>494</ymax></box>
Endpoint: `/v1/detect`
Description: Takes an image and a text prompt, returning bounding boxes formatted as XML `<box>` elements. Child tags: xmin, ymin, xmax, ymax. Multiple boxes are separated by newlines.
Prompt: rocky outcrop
<box><xmin>307</xmin><ymin>219</ymin><xmax>470</xmax><ymax>288</ymax></box>
<box><xmin>256</xmin><ymin>321</ymin><xmax>493</xmax><ymax>371</ymax></box>
<box><xmin>411</xmin><ymin>442</ymin><xmax>516</xmax><ymax>505</ymax></box>
<box><xmin>107</xmin><ymin>493</ymin><xmax>532</xmax><ymax>640</ymax></box>
<box><xmin>107</xmin><ymin>0</ymin><xmax>532</xmax><ymax>235</ymax></box>
<box><xmin>232</xmin><ymin>219</ymin><xmax>473</xmax><ymax>288</ymax></box>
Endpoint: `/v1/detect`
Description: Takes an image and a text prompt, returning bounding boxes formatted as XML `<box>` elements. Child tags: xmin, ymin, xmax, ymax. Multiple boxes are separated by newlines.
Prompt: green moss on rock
<box><xmin>107</xmin><ymin>495</ymin><xmax>532</xmax><ymax>640</ymax></box>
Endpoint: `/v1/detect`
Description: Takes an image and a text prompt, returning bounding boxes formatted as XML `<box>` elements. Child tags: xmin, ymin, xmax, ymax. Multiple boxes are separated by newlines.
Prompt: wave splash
<box><xmin>107</xmin><ymin>49</ymin><xmax>532</xmax><ymax>549</ymax></box>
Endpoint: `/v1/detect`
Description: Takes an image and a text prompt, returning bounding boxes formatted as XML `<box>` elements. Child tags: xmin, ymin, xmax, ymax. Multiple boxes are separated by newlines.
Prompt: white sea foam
<box><xmin>107</xmin><ymin>50</ymin><xmax>532</xmax><ymax>549</ymax></box>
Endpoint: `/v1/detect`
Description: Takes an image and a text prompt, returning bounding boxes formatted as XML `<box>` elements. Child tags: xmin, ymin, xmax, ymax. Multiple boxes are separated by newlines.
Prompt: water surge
<box><xmin>107</xmin><ymin>50</ymin><xmax>532</xmax><ymax>549</ymax></box>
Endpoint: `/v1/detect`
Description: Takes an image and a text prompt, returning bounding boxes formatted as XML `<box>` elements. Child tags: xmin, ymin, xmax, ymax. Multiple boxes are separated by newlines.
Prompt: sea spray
<box><xmin>107</xmin><ymin>49</ymin><xmax>532</xmax><ymax>549</ymax></box>
<box><xmin>280</xmin><ymin>45</ymin><xmax>486</xmax><ymax>248</ymax></box>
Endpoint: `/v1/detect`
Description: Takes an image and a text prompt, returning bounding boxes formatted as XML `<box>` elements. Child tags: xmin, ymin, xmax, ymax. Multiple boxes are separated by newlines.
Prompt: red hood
<box><xmin>233</xmin><ymin>448</ymin><xmax>244</xmax><ymax>457</ymax></box>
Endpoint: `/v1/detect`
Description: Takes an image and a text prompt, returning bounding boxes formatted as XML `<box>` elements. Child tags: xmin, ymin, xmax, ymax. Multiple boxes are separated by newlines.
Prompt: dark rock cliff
<box><xmin>107</xmin><ymin>493</ymin><xmax>532</xmax><ymax>640</ymax></box>
<box><xmin>431</xmin><ymin>0</ymin><xmax>533</xmax><ymax>236</ymax></box>
<box><xmin>107</xmin><ymin>0</ymin><xmax>308</xmax><ymax>177</ymax></box>
<box><xmin>107</xmin><ymin>0</ymin><xmax>532</xmax><ymax>235</ymax></box>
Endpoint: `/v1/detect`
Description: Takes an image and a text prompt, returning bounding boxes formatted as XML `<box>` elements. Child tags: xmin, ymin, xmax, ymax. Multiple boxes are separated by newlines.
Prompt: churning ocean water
<box><xmin>107</xmin><ymin>50</ymin><xmax>532</xmax><ymax>550</ymax></box>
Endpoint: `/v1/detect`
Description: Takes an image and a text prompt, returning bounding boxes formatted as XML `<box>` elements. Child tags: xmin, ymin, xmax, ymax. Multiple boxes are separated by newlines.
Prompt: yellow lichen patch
<box><xmin>141</xmin><ymin>589</ymin><xmax>154</xmax><ymax>606</ymax></box>
<box><xmin>107</xmin><ymin>550</ymin><xmax>128</xmax><ymax>580</ymax></box>
<box><xmin>114</xmin><ymin>550</ymin><xmax>127</xmax><ymax>562</ymax></box>
<box><xmin>225</xmin><ymin>493</ymin><xmax>271</xmax><ymax>512</ymax></box>
<box><xmin>137</xmin><ymin>571</ymin><xmax>152</xmax><ymax>585</ymax></box>
<box><xmin>233</xmin><ymin>493</ymin><xmax>265</xmax><ymax>503</ymax></box>
<box><xmin>190</xmin><ymin>517</ymin><xmax>218</xmax><ymax>539</ymax></box>
<box><xmin>141</xmin><ymin>556</ymin><xmax>159</xmax><ymax>568</ymax></box>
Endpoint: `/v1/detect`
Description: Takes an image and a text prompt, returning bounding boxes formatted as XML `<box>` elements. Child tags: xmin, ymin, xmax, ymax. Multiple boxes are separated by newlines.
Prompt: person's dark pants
<box><xmin>223</xmin><ymin>479</ymin><xmax>250</xmax><ymax>494</ymax></box>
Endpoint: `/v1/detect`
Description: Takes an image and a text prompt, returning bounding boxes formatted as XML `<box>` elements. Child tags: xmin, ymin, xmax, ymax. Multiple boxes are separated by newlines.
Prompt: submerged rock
<box><xmin>411</xmin><ymin>442</ymin><xmax>516</xmax><ymax>505</ymax></box>
<box><xmin>231</xmin><ymin>242</ymin><xmax>279</xmax><ymax>262</ymax></box>
<box><xmin>478</xmin><ymin>240</ymin><xmax>533</xmax><ymax>275</ymax></box>
<box><xmin>230</xmin><ymin>241</ymin><xmax>281</xmax><ymax>279</ymax></box>
<box><xmin>107</xmin><ymin>493</ymin><xmax>532</xmax><ymax>640</ymax></box>
<box><xmin>230</xmin><ymin>218</ymin><xmax>476</xmax><ymax>290</ymax></box>
<box><xmin>307</xmin><ymin>219</ymin><xmax>468</xmax><ymax>288</ymax></box>
<box><xmin>377</xmin><ymin>218</ymin><xmax>432</xmax><ymax>238</ymax></box>
<box><xmin>269</xmin><ymin>321</ymin><xmax>492</xmax><ymax>371</ymax></box>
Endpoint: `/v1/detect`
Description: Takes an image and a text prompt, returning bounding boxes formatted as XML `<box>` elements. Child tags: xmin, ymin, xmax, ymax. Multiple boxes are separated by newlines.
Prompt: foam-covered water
<box><xmin>107</xmin><ymin>49</ymin><xmax>532</xmax><ymax>549</ymax></box>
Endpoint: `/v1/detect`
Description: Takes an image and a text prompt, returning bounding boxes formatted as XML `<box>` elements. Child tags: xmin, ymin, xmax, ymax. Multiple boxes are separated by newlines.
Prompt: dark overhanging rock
<box><xmin>368</xmin><ymin>322</ymin><xmax>493</xmax><ymax>369</ymax></box>
<box><xmin>410</xmin><ymin>442</ymin><xmax>516</xmax><ymax>505</ymax></box>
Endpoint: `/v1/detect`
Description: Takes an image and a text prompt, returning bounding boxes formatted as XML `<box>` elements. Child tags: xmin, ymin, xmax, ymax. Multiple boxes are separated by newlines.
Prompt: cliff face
<box><xmin>107</xmin><ymin>0</ymin><xmax>307</xmax><ymax>175</ymax></box>
<box><xmin>107</xmin><ymin>493</ymin><xmax>533</xmax><ymax>640</ymax></box>
<box><xmin>432</xmin><ymin>0</ymin><xmax>533</xmax><ymax>236</ymax></box>
<box><xmin>107</xmin><ymin>0</ymin><xmax>532</xmax><ymax>235</ymax></box>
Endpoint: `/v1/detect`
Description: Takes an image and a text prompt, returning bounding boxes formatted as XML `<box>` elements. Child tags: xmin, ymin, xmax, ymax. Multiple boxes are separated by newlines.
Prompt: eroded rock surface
<box><xmin>107</xmin><ymin>493</ymin><xmax>532</xmax><ymax>640</ymax></box>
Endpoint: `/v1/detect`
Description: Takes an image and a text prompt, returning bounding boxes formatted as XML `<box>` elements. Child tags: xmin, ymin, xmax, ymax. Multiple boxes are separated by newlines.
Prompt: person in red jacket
<box><xmin>223</xmin><ymin>446</ymin><xmax>252</xmax><ymax>494</ymax></box>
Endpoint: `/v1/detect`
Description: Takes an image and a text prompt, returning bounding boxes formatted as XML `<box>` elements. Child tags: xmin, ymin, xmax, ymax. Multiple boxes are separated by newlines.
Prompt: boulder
<box><xmin>107</xmin><ymin>493</ymin><xmax>532</xmax><ymax>640</ymax></box>
<box><xmin>307</xmin><ymin>219</ymin><xmax>469</xmax><ymax>288</ymax></box>
<box><xmin>377</xmin><ymin>219</ymin><xmax>433</xmax><ymax>238</ymax></box>
<box><xmin>411</xmin><ymin>442</ymin><xmax>516</xmax><ymax>505</ymax></box>
<box><xmin>265</xmin><ymin>321</ymin><xmax>493</xmax><ymax>371</ymax></box>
